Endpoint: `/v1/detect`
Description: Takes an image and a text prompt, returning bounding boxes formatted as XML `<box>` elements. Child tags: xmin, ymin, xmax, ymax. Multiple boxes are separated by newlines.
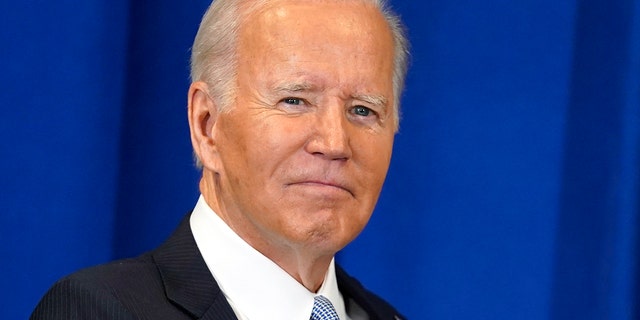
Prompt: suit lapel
<box><xmin>152</xmin><ymin>214</ymin><xmax>238</xmax><ymax>320</ymax></box>
<box><xmin>151</xmin><ymin>213</ymin><xmax>401</xmax><ymax>319</ymax></box>
<box><xmin>336</xmin><ymin>265</ymin><xmax>404</xmax><ymax>320</ymax></box>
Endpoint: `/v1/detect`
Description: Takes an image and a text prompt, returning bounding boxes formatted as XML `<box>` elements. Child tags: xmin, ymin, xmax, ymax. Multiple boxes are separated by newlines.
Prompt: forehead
<box><xmin>246</xmin><ymin>0</ymin><xmax>383</xmax><ymax>31</ymax></box>
<box><xmin>236</xmin><ymin>0</ymin><xmax>395</xmax><ymax>91</ymax></box>
<box><xmin>239</xmin><ymin>0</ymin><xmax>392</xmax><ymax>55</ymax></box>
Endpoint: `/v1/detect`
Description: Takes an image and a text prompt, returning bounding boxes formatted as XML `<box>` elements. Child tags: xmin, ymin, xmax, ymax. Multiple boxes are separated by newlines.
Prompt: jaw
<box><xmin>200</xmin><ymin>170</ymin><xmax>351</xmax><ymax>291</ymax></box>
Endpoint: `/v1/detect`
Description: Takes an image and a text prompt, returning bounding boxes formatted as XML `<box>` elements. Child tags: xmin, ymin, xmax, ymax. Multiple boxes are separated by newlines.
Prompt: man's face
<box><xmin>209</xmin><ymin>0</ymin><xmax>396</xmax><ymax>255</ymax></box>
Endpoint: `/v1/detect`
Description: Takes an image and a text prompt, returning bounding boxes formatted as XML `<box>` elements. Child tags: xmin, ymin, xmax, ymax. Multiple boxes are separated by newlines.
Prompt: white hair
<box><xmin>190</xmin><ymin>0</ymin><xmax>410</xmax><ymax>129</ymax></box>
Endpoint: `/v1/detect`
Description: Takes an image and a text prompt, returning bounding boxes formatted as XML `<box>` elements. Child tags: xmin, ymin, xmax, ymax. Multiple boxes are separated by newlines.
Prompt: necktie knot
<box><xmin>310</xmin><ymin>295</ymin><xmax>340</xmax><ymax>320</ymax></box>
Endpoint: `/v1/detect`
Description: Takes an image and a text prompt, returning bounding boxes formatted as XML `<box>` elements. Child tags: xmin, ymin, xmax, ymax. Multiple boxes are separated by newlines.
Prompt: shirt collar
<box><xmin>190</xmin><ymin>195</ymin><xmax>349</xmax><ymax>320</ymax></box>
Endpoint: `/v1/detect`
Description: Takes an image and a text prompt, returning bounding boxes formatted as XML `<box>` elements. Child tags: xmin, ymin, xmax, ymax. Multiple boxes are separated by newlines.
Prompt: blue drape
<box><xmin>1</xmin><ymin>1</ymin><xmax>639</xmax><ymax>319</ymax></box>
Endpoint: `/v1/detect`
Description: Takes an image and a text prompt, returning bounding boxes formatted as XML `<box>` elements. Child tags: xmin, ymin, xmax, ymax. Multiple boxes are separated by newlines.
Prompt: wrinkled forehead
<box><xmin>236</xmin><ymin>1</ymin><xmax>394</xmax><ymax>76</ymax></box>
<box><xmin>238</xmin><ymin>0</ymin><xmax>386</xmax><ymax>32</ymax></box>
<box><xmin>237</xmin><ymin>0</ymin><xmax>392</xmax><ymax>53</ymax></box>
<box><xmin>238</xmin><ymin>0</ymin><xmax>381</xmax><ymax>14</ymax></box>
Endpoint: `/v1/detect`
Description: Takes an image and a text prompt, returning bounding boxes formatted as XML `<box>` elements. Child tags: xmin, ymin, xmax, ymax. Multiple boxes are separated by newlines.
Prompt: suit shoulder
<box><xmin>30</xmin><ymin>263</ymin><xmax>140</xmax><ymax>320</ymax></box>
<box><xmin>60</xmin><ymin>254</ymin><xmax>159</xmax><ymax>289</ymax></box>
<box><xmin>31</xmin><ymin>254</ymin><xmax>188</xmax><ymax>320</ymax></box>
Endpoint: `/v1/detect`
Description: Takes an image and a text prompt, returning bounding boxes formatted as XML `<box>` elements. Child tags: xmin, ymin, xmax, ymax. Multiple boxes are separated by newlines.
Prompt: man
<box><xmin>32</xmin><ymin>0</ymin><xmax>409</xmax><ymax>319</ymax></box>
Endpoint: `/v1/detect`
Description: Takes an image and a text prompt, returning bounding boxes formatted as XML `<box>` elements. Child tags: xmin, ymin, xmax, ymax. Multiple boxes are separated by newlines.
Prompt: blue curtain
<box><xmin>1</xmin><ymin>1</ymin><xmax>639</xmax><ymax>319</ymax></box>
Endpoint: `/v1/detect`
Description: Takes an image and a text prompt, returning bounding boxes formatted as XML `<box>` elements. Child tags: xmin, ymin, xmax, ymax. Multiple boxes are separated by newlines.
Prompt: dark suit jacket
<box><xmin>31</xmin><ymin>214</ymin><xmax>404</xmax><ymax>320</ymax></box>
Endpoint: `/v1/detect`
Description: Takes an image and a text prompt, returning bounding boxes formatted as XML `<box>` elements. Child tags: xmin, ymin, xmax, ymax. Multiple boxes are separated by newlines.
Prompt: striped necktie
<box><xmin>310</xmin><ymin>295</ymin><xmax>340</xmax><ymax>320</ymax></box>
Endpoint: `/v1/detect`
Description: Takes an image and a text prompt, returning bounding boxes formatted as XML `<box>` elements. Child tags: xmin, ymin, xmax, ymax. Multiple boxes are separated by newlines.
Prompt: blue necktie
<box><xmin>310</xmin><ymin>295</ymin><xmax>340</xmax><ymax>320</ymax></box>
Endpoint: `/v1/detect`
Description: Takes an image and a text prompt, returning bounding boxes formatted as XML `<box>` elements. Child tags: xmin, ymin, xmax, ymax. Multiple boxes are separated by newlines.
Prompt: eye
<box><xmin>352</xmin><ymin>105</ymin><xmax>372</xmax><ymax>117</ymax></box>
<box><xmin>282</xmin><ymin>97</ymin><xmax>302</xmax><ymax>105</ymax></box>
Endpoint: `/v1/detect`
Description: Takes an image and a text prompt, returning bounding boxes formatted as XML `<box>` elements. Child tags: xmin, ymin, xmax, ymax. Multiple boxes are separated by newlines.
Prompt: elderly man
<box><xmin>32</xmin><ymin>0</ymin><xmax>409</xmax><ymax>319</ymax></box>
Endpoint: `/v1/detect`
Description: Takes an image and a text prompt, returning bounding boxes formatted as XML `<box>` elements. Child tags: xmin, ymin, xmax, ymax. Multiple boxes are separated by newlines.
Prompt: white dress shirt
<box><xmin>190</xmin><ymin>195</ymin><xmax>351</xmax><ymax>320</ymax></box>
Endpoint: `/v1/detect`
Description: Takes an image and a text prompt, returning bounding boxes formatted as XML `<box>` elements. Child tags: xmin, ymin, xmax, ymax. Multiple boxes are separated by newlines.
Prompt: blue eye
<box><xmin>283</xmin><ymin>98</ymin><xmax>302</xmax><ymax>105</ymax></box>
<box><xmin>353</xmin><ymin>106</ymin><xmax>371</xmax><ymax>116</ymax></box>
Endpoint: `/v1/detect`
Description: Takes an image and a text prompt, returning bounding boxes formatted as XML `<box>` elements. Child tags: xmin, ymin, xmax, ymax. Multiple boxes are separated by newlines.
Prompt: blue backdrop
<box><xmin>1</xmin><ymin>1</ymin><xmax>639</xmax><ymax>319</ymax></box>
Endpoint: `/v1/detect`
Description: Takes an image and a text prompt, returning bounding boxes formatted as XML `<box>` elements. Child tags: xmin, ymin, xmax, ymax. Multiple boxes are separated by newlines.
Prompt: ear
<box><xmin>187</xmin><ymin>81</ymin><xmax>221</xmax><ymax>172</ymax></box>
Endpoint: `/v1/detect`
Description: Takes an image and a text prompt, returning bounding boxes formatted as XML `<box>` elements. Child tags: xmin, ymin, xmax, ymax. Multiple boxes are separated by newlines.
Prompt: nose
<box><xmin>304</xmin><ymin>103</ymin><xmax>352</xmax><ymax>161</ymax></box>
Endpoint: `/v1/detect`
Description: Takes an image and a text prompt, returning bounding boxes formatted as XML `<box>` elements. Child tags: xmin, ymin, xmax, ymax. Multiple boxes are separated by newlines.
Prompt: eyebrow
<box><xmin>353</xmin><ymin>93</ymin><xmax>389</xmax><ymax>109</ymax></box>
<box><xmin>273</xmin><ymin>82</ymin><xmax>315</xmax><ymax>93</ymax></box>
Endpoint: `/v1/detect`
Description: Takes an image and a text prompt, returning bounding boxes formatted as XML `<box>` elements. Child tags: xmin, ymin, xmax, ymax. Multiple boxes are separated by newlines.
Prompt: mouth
<box><xmin>286</xmin><ymin>180</ymin><xmax>354</xmax><ymax>197</ymax></box>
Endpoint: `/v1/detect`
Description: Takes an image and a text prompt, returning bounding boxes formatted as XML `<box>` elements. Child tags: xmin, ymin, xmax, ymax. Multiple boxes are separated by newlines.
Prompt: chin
<box><xmin>274</xmin><ymin>205</ymin><xmax>369</xmax><ymax>248</ymax></box>
<box><xmin>299</xmin><ymin>221</ymin><xmax>365</xmax><ymax>252</ymax></box>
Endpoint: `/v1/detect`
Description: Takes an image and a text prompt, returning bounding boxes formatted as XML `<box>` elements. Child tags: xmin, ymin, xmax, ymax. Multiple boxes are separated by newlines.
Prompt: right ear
<box><xmin>187</xmin><ymin>81</ymin><xmax>221</xmax><ymax>172</ymax></box>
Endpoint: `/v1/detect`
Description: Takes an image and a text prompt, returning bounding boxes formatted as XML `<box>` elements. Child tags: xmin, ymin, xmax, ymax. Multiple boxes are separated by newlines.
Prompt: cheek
<box><xmin>358</xmin><ymin>134</ymin><xmax>394</xmax><ymax>176</ymax></box>
<box><xmin>225</xmin><ymin>118</ymin><xmax>311</xmax><ymax>190</ymax></box>
<box><xmin>259</xmin><ymin>118</ymin><xmax>313</xmax><ymax>158</ymax></box>
<box><xmin>351</xmin><ymin>134</ymin><xmax>394</xmax><ymax>211</ymax></box>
